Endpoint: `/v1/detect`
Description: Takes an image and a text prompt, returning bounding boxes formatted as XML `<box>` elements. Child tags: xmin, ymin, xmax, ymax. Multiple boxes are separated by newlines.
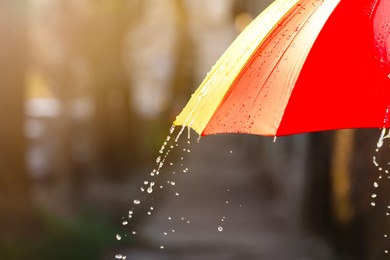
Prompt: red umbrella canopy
<box><xmin>174</xmin><ymin>0</ymin><xmax>390</xmax><ymax>136</ymax></box>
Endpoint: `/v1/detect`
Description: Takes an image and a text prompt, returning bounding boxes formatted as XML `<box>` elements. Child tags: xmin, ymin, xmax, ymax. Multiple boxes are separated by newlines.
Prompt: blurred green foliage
<box><xmin>0</xmin><ymin>209</ymin><xmax>129</xmax><ymax>260</ymax></box>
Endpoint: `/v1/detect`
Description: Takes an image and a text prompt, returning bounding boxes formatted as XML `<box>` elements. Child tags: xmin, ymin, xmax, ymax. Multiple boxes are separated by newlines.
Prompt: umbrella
<box><xmin>174</xmin><ymin>0</ymin><xmax>390</xmax><ymax>136</ymax></box>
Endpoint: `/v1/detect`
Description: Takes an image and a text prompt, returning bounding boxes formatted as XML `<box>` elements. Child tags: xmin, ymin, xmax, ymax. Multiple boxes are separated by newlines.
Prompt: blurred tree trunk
<box><xmin>169</xmin><ymin>0</ymin><xmax>195</xmax><ymax>117</ymax></box>
<box><xmin>45</xmin><ymin>1</ymin><xmax>138</xmax><ymax>215</ymax></box>
<box><xmin>0</xmin><ymin>0</ymin><xmax>36</xmax><ymax>235</ymax></box>
<box><xmin>87</xmin><ymin>1</ymin><xmax>138</xmax><ymax>180</ymax></box>
<box><xmin>303</xmin><ymin>132</ymin><xmax>333</xmax><ymax>235</ymax></box>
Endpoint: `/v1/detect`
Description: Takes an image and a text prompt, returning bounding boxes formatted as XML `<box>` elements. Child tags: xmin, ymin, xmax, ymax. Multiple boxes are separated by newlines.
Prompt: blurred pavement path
<box><xmin>121</xmin><ymin>134</ymin><xmax>336</xmax><ymax>260</ymax></box>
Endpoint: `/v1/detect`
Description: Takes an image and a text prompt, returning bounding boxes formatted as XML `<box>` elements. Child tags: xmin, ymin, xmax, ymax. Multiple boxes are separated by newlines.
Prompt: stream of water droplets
<box><xmin>114</xmin><ymin>124</ymin><xmax>202</xmax><ymax>258</ymax></box>
<box><xmin>372</xmin><ymin>127</ymin><xmax>390</xmax><ymax>254</ymax></box>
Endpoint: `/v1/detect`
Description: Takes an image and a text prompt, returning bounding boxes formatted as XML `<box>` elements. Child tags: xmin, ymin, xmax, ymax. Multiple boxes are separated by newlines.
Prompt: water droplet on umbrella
<box><xmin>115</xmin><ymin>254</ymin><xmax>123</xmax><ymax>259</ymax></box>
<box><xmin>372</xmin><ymin>193</ymin><xmax>377</xmax><ymax>198</ymax></box>
<box><xmin>218</xmin><ymin>226</ymin><xmax>223</xmax><ymax>232</ymax></box>
<box><xmin>133</xmin><ymin>199</ymin><xmax>141</xmax><ymax>205</ymax></box>
<box><xmin>160</xmin><ymin>246</ymin><xmax>165</xmax><ymax>249</ymax></box>
<box><xmin>371</xmin><ymin>202</ymin><xmax>376</xmax><ymax>207</ymax></box>
<box><xmin>122</xmin><ymin>221</ymin><xmax>128</xmax><ymax>226</ymax></box>
<box><xmin>116</xmin><ymin>234</ymin><xmax>122</xmax><ymax>240</ymax></box>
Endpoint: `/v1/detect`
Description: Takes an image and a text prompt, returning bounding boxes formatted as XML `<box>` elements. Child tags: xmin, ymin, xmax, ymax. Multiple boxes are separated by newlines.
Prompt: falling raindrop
<box><xmin>156</xmin><ymin>156</ymin><xmax>161</xmax><ymax>164</ymax></box>
<box><xmin>175</xmin><ymin>125</ymin><xmax>186</xmax><ymax>142</ymax></box>
<box><xmin>169</xmin><ymin>125</ymin><xmax>175</xmax><ymax>134</ymax></box>
<box><xmin>373</xmin><ymin>156</ymin><xmax>379</xmax><ymax>167</ymax></box>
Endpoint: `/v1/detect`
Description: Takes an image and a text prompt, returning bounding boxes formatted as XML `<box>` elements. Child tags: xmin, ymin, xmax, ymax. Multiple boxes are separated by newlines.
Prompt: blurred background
<box><xmin>0</xmin><ymin>0</ymin><xmax>389</xmax><ymax>259</ymax></box>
